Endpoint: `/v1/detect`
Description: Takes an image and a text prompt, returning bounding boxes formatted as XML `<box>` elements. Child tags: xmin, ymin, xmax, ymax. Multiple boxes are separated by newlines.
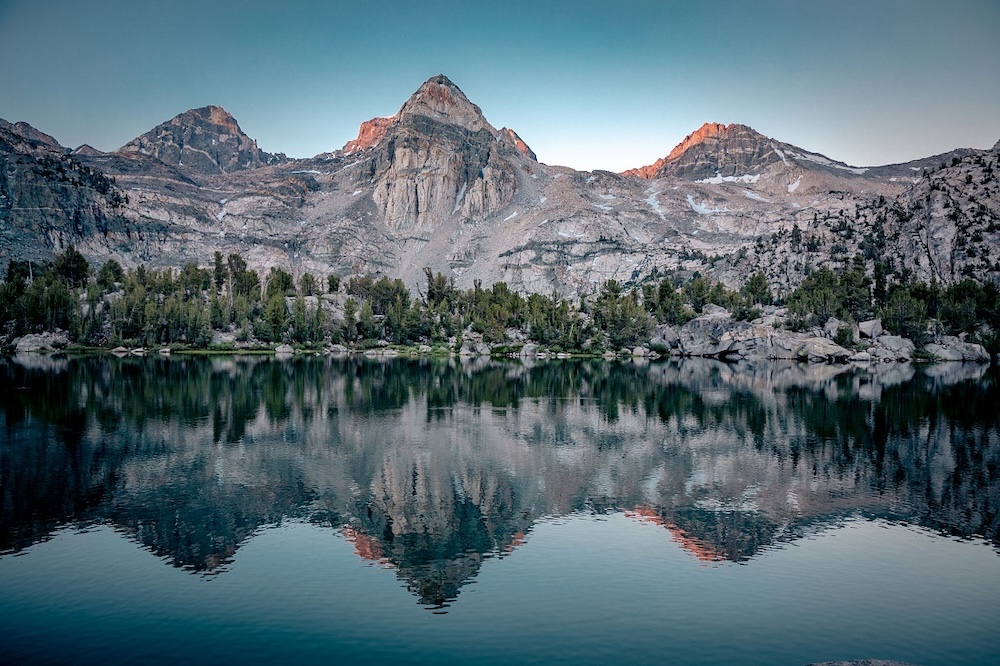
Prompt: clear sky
<box><xmin>1</xmin><ymin>0</ymin><xmax>998</xmax><ymax>172</ymax></box>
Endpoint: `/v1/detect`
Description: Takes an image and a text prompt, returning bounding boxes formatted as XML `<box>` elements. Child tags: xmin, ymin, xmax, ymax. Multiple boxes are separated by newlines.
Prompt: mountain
<box><xmin>0</xmin><ymin>118</ymin><xmax>64</xmax><ymax>150</ymax></box>
<box><xmin>623</xmin><ymin>122</ymin><xmax>870</xmax><ymax>181</ymax></box>
<box><xmin>118</xmin><ymin>105</ymin><xmax>285</xmax><ymax>174</ymax></box>
<box><xmin>1</xmin><ymin>74</ymin><xmax>998</xmax><ymax>297</ymax></box>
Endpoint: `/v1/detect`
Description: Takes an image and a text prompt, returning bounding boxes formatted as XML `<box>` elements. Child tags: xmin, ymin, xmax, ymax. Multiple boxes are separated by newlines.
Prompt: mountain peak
<box><xmin>119</xmin><ymin>105</ymin><xmax>282</xmax><ymax>174</ymax></box>
<box><xmin>397</xmin><ymin>74</ymin><xmax>494</xmax><ymax>133</ymax></box>
<box><xmin>0</xmin><ymin>118</ymin><xmax>64</xmax><ymax>149</ymax></box>
<box><xmin>666</xmin><ymin>122</ymin><xmax>762</xmax><ymax>161</ymax></box>
<box><xmin>624</xmin><ymin>122</ymin><xmax>784</xmax><ymax>180</ymax></box>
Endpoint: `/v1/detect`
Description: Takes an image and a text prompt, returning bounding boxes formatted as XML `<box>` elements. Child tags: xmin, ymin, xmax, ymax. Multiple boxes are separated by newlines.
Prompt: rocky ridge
<box><xmin>1</xmin><ymin>74</ymin><xmax>998</xmax><ymax>300</ymax></box>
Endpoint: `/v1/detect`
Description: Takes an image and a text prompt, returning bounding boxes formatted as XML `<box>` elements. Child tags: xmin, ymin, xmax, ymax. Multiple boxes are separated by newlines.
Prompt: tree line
<box><xmin>1</xmin><ymin>247</ymin><xmax>998</xmax><ymax>354</ymax></box>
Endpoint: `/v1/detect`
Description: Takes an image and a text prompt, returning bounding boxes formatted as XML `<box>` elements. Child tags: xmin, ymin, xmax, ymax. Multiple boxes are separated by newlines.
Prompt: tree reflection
<box><xmin>1</xmin><ymin>355</ymin><xmax>998</xmax><ymax>607</ymax></box>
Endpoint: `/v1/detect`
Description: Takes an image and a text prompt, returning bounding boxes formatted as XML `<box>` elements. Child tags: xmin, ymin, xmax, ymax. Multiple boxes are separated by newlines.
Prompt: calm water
<box><xmin>1</xmin><ymin>355</ymin><xmax>999</xmax><ymax>665</ymax></box>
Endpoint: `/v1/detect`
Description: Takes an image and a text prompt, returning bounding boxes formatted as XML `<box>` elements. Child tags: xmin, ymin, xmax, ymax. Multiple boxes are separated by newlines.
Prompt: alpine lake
<box><xmin>1</xmin><ymin>353</ymin><xmax>999</xmax><ymax>666</ymax></box>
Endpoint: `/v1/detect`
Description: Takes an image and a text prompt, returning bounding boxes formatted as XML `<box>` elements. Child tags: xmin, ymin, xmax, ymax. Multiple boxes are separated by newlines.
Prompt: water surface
<box><xmin>1</xmin><ymin>355</ymin><xmax>998</xmax><ymax>664</ymax></box>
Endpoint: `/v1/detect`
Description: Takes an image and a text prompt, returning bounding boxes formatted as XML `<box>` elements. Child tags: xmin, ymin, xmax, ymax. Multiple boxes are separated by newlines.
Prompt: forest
<box><xmin>1</xmin><ymin>246</ymin><xmax>999</xmax><ymax>355</ymax></box>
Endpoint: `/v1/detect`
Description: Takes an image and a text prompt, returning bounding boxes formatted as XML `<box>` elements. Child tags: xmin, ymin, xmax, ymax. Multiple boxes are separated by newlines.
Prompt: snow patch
<box><xmin>598</xmin><ymin>193</ymin><xmax>615</xmax><ymax>200</ymax></box>
<box><xmin>586</xmin><ymin>175</ymin><xmax>595</xmax><ymax>183</ymax></box>
<box><xmin>539</xmin><ymin>196</ymin><xmax>547</xmax><ymax>204</ymax></box>
<box><xmin>216</xmin><ymin>208</ymin><xmax>227</xmax><ymax>222</ymax></box>
<box><xmin>789</xmin><ymin>150</ymin><xmax>868</xmax><ymax>174</ymax></box>
<box><xmin>645</xmin><ymin>190</ymin><xmax>664</xmax><ymax>218</ymax></box>
<box><xmin>351</xmin><ymin>190</ymin><xmax>362</xmax><ymax>196</ymax></box>
<box><xmin>697</xmin><ymin>172</ymin><xmax>760</xmax><ymax>185</ymax></box>
<box><xmin>787</xmin><ymin>176</ymin><xmax>802</xmax><ymax>193</ymax></box>
<box><xmin>453</xmin><ymin>182</ymin><xmax>468</xmax><ymax>213</ymax></box>
<box><xmin>742</xmin><ymin>189</ymin><xmax>769</xmax><ymax>202</ymax></box>
<box><xmin>686</xmin><ymin>194</ymin><xmax>728</xmax><ymax>215</ymax></box>
<box><xmin>772</xmin><ymin>143</ymin><xmax>789</xmax><ymax>166</ymax></box>
<box><xmin>503</xmin><ymin>211</ymin><xmax>518</xmax><ymax>221</ymax></box>
<box><xmin>910</xmin><ymin>167</ymin><xmax>921</xmax><ymax>172</ymax></box>
<box><xmin>292</xmin><ymin>169</ymin><xmax>324</xmax><ymax>175</ymax></box>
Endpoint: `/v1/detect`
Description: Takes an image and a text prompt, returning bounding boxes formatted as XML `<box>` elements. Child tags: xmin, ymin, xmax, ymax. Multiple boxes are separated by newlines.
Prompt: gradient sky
<box><xmin>1</xmin><ymin>0</ymin><xmax>998</xmax><ymax>172</ymax></box>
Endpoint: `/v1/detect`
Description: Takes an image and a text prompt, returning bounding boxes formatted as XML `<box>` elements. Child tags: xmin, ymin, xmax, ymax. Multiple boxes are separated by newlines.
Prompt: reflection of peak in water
<box><xmin>2</xmin><ymin>357</ymin><xmax>998</xmax><ymax>604</ymax></box>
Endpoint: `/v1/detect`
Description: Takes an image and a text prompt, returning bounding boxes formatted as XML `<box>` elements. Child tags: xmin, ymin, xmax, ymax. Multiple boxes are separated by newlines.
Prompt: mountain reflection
<box><xmin>1</xmin><ymin>355</ymin><xmax>998</xmax><ymax>607</ymax></box>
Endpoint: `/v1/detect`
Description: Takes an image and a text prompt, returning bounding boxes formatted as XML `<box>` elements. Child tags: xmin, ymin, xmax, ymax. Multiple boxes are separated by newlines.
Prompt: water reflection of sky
<box><xmin>1</xmin><ymin>515</ymin><xmax>998</xmax><ymax>665</ymax></box>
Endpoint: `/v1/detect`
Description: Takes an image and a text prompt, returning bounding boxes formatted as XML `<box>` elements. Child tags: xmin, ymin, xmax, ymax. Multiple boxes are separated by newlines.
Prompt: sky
<box><xmin>1</xmin><ymin>0</ymin><xmax>998</xmax><ymax>172</ymax></box>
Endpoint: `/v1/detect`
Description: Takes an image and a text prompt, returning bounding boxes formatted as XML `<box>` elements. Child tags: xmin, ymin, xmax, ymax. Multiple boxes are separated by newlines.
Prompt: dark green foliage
<box><xmin>3</xmin><ymin>247</ymin><xmax>999</xmax><ymax>354</ymax></box>
<box><xmin>786</xmin><ymin>262</ymin><xmax>872</xmax><ymax>327</ymax></box>
<box><xmin>213</xmin><ymin>252</ymin><xmax>228</xmax><ymax>291</ymax></box>
<box><xmin>53</xmin><ymin>246</ymin><xmax>90</xmax><ymax>289</ymax></box>
<box><xmin>592</xmin><ymin>281</ymin><xmax>652</xmax><ymax>349</ymax></box>
<box><xmin>880</xmin><ymin>286</ymin><xmax>928</xmax><ymax>343</ymax></box>
<box><xmin>327</xmin><ymin>274</ymin><xmax>341</xmax><ymax>293</ymax></box>
<box><xmin>97</xmin><ymin>259</ymin><xmax>124</xmax><ymax>291</ymax></box>
<box><xmin>265</xmin><ymin>267</ymin><xmax>295</xmax><ymax>299</ymax></box>
<box><xmin>742</xmin><ymin>272</ymin><xmax>772</xmax><ymax>307</ymax></box>
<box><xmin>300</xmin><ymin>273</ymin><xmax>317</xmax><ymax>297</ymax></box>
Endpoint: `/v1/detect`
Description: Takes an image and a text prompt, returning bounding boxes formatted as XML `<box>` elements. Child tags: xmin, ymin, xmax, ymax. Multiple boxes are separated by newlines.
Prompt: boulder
<box><xmin>678</xmin><ymin>308</ymin><xmax>733</xmax><ymax>357</ymax></box>
<box><xmin>275</xmin><ymin>344</ymin><xmax>294</xmax><ymax>354</ymax></box>
<box><xmin>859</xmin><ymin>319</ymin><xmax>883</xmax><ymax>339</ymax></box>
<box><xmin>519</xmin><ymin>343</ymin><xmax>538</xmax><ymax>358</ymax></box>
<box><xmin>649</xmin><ymin>324</ymin><xmax>680</xmax><ymax>350</ymax></box>
<box><xmin>327</xmin><ymin>344</ymin><xmax>349</xmax><ymax>355</ymax></box>
<box><xmin>798</xmin><ymin>337</ymin><xmax>852</xmax><ymax>363</ymax></box>
<box><xmin>822</xmin><ymin>317</ymin><xmax>841</xmax><ymax>339</ymax></box>
<box><xmin>14</xmin><ymin>331</ymin><xmax>69</xmax><ymax>353</ymax></box>
<box><xmin>848</xmin><ymin>351</ymin><xmax>871</xmax><ymax>363</ymax></box>
<box><xmin>874</xmin><ymin>335</ymin><xmax>915</xmax><ymax>361</ymax></box>
<box><xmin>923</xmin><ymin>336</ymin><xmax>990</xmax><ymax>362</ymax></box>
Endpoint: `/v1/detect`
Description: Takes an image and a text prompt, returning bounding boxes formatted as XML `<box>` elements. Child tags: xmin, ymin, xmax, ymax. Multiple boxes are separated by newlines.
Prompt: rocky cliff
<box><xmin>1</xmin><ymin>74</ymin><xmax>997</xmax><ymax>298</ymax></box>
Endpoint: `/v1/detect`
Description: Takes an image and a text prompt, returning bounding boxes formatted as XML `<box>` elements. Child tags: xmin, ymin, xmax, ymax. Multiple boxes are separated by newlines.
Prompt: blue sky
<box><xmin>1</xmin><ymin>0</ymin><xmax>998</xmax><ymax>171</ymax></box>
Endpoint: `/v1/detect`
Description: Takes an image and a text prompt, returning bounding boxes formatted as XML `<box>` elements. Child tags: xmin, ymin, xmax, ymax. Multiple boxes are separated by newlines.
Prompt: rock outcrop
<box><xmin>14</xmin><ymin>331</ymin><xmax>70</xmax><ymax>353</ymax></box>
<box><xmin>923</xmin><ymin>336</ymin><xmax>990</xmax><ymax>362</ymax></box>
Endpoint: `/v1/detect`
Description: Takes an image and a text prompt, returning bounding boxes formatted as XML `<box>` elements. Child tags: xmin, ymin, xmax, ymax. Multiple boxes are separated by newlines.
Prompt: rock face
<box><xmin>342</xmin><ymin>116</ymin><xmax>394</xmax><ymax>154</ymax></box>
<box><xmin>119</xmin><ymin>106</ymin><xmax>284</xmax><ymax>174</ymax></box>
<box><xmin>363</xmin><ymin>75</ymin><xmax>523</xmax><ymax>233</ymax></box>
<box><xmin>0</xmin><ymin>121</ymin><xmax>130</xmax><ymax>263</ymax></box>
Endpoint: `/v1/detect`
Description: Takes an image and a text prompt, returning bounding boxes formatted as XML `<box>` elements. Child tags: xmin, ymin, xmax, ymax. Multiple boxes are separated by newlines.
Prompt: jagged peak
<box><xmin>665</xmin><ymin>122</ymin><xmax>765</xmax><ymax>161</ymax></box>
<box><xmin>993</xmin><ymin>138</ymin><xmax>1000</xmax><ymax>153</ymax></box>
<box><xmin>396</xmin><ymin>74</ymin><xmax>494</xmax><ymax>133</ymax></box>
